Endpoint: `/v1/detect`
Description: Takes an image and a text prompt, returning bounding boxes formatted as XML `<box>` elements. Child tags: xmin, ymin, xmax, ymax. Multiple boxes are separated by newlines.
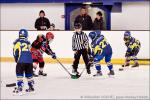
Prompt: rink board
<box><xmin>0</xmin><ymin>57</ymin><xmax>150</xmax><ymax>65</ymax></box>
<box><xmin>1</xmin><ymin>31</ymin><xmax>149</xmax><ymax>65</ymax></box>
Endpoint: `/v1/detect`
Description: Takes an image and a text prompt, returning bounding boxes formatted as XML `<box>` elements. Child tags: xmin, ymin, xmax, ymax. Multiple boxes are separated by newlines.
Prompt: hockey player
<box><xmin>31</xmin><ymin>32</ymin><xmax>56</xmax><ymax>77</ymax></box>
<box><xmin>88</xmin><ymin>31</ymin><xmax>115</xmax><ymax>76</ymax></box>
<box><xmin>121</xmin><ymin>31</ymin><xmax>141</xmax><ymax>68</ymax></box>
<box><xmin>13</xmin><ymin>29</ymin><xmax>34</xmax><ymax>94</ymax></box>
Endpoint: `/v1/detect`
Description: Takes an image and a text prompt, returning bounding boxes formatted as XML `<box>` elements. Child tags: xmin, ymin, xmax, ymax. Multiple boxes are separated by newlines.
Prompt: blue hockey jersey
<box><xmin>13</xmin><ymin>38</ymin><xmax>33</xmax><ymax>63</ymax></box>
<box><xmin>124</xmin><ymin>37</ymin><xmax>141</xmax><ymax>53</ymax></box>
<box><xmin>91</xmin><ymin>35</ymin><xmax>112</xmax><ymax>56</ymax></box>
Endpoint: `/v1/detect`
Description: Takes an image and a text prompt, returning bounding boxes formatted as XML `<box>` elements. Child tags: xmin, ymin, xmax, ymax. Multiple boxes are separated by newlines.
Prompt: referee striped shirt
<box><xmin>72</xmin><ymin>31</ymin><xmax>89</xmax><ymax>51</ymax></box>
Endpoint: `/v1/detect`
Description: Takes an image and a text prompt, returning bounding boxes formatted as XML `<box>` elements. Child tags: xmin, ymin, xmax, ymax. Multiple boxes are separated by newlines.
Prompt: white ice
<box><xmin>1</xmin><ymin>62</ymin><xmax>149</xmax><ymax>99</ymax></box>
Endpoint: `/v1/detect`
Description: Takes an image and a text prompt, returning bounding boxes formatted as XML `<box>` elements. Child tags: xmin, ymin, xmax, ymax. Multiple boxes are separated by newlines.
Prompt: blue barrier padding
<box><xmin>0</xmin><ymin>0</ymin><xmax>149</xmax><ymax>3</ymax></box>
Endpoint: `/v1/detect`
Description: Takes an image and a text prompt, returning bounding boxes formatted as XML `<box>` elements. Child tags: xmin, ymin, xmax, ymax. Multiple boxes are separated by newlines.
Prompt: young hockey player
<box><xmin>72</xmin><ymin>23</ymin><xmax>91</xmax><ymax>75</ymax></box>
<box><xmin>121</xmin><ymin>31</ymin><xmax>141</xmax><ymax>69</ymax></box>
<box><xmin>31</xmin><ymin>32</ymin><xmax>56</xmax><ymax>77</ymax></box>
<box><xmin>88</xmin><ymin>31</ymin><xmax>115</xmax><ymax>76</ymax></box>
<box><xmin>13</xmin><ymin>29</ymin><xmax>34</xmax><ymax>95</ymax></box>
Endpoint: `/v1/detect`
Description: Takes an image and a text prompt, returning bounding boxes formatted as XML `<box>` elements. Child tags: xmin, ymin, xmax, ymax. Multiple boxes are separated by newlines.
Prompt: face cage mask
<box><xmin>124</xmin><ymin>35</ymin><xmax>130</xmax><ymax>40</ymax></box>
<box><xmin>48</xmin><ymin>38</ymin><xmax>53</xmax><ymax>44</ymax></box>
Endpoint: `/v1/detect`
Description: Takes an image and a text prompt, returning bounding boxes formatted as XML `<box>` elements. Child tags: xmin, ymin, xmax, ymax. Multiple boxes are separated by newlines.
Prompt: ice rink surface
<box><xmin>1</xmin><ymin>62</ymin><xmax>149</xmax><ymax>100</ymax></box>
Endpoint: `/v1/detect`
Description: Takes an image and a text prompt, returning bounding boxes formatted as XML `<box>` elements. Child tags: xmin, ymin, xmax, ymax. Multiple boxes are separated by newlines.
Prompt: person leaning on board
<box><xmin>35</xmin><ymin>10</ymin><xmax>50</xmax><ymax>30</ymax></box>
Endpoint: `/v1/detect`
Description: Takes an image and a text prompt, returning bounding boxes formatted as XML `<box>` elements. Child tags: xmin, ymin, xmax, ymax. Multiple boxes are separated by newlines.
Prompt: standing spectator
<box><xmin>93</xmin><ymin>11</ymin><xmax>105</xmax><ymax>30</ymax></box>
<box><xmin>35</xmin><ymin>10</ymin><xmax>50</xmax><ymax>30</ymax></box>
<box><xmin>72</xmin><ymin>23</ymin><xmax>91</xmax><ymax>75</ymax></box>
<box><xmin>74</xmin><ymin>6</ymin><xmax>93</xmax><ymax>30</ymax></box>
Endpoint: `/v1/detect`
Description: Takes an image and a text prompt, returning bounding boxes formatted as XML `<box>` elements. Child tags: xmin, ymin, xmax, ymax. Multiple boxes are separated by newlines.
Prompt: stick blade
<box><xmin>6</xmin><ymin>83</ymin><xmax>16</xmax><ymax>87</ymax></box>
<box><xmin>71</xmin><ymin>74</ymin><xmax>80</xmax><ymax>79</ymax></box>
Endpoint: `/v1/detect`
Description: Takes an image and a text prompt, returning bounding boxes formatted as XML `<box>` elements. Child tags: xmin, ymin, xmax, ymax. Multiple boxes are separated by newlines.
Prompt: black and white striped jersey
<box><xmin>72</xmin><ymin>31</ymin><xmax>89</xmax><ymax>51</ymax></box>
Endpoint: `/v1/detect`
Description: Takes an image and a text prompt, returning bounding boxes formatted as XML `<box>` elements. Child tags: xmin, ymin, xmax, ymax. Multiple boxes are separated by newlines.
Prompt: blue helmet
<box><xmin>19</xmin><ymin>29</ymin><xmax>28</xmax><ymax>38</ymax></box>
<box><xmin>89</xmin><ymin>30</ymin><xmax>101</xmax><ymax>40</ymax></box>
<box><xmin>124</xmin><ymin>31</ymin><xmax>131</xmax><ymax>41</ymax></box>
<box><xmin>124</xmin><ymin>31</ymin><xmax>131</xmax><ymax>37</ymax></box>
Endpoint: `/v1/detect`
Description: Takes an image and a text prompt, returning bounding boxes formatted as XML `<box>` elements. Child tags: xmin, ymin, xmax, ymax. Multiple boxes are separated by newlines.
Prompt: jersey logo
<box><xmin>21</xmin><ymin>43</ymin><xmax>29</xmax><ymax>51</ymax></box>
<box><xmin>99</xmin><ymin>38</ymin><xmax>109</xmax><ymax>49</ymax></box>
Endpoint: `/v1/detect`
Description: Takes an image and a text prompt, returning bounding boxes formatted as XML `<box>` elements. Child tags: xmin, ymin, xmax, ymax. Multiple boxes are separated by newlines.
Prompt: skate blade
<box><xmin>108</xmin><ymin>75</ymin><xmax>115</xmax><ymax>78</ymax></box>
<box><xmin>87</xmin><ymin>74</ymin><xmax>92</xmax><ymax>77</ymax></box>
<box><xmin>131</xmin><ymin>66</ymin><xmax>139</xmax><ymax>68</ymax></box>
<box><xmin>93</xmin><ymin>75</ymin><xmax>111</xmax><ymax>80</ymax></box>
<box><xmin>93</xmin><ymin>75</ymin><xmax>103</xmax><ymax>77</ymax></box>
<box><xmin>39</xmin><ymin>74</ymin><xmax>47</xmax><ymax>76</ymax></box>
<box><xmin>119</xmin><ymin>68</ymin><xmax>124</xmax><ymax>71</ymax></box>
<box><xmin>82</xmin><ymin>74</ymin><xmax>93</xmax><ymax>78</ymax></box>
<box><xmin>25</xmin><ymin>90</ymin><xmax>36</xmax><ymax>95</ymax></box>
<box><xmin>119</xmin><ymin>66</ymin><xmax>139</xmax><ymax>71</ymax></box>
<box><xmin>13</xmin><ymin>92</ymin><xmax>26</xmax><ymax>96</ymax></box>
<box><xmin>119</xmin><ymin>67</ymin><xmax>129</xmax><ymax>71</ymax></box>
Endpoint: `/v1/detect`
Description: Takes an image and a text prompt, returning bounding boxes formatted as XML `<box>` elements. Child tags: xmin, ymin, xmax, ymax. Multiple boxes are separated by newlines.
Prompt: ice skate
<box><xmin>13</xmin><ymin>86</ymin><xmax>24</xmax><ymax>96</ymax></box>
<box><xmin>93</xmin><ymin>70</ymin><xmax>102</xmax><ymax>77</ymax></box>
<box><xmin>108</xmin><ymin>70</ymin><xmax>115</xmax><ymax>76</ymax></box>
<box><xmin>39</xmin><ymin>71</ymin><xmax>47</xmax><ymax>76</ymax></box>
<box><xmin>33</xmin><ymin>69</ymin><xmax>39</xmax><ymax>77</ymax></box>
<box><xmin>87</xmin><ymin>69</ymin><xmax>91</xmax><ymax>74</ymax></box>
<box><xmin>119</xmin><ymin>67</ymin><xmax>124</xmax><ymax>71</ymax></box>
<box><xmin>131</xmin><ymin>62</ymin><xmax>139</xmax><ymax>68</ymax></box>
<box><xmin>33</xmin><ymin>73</ymin><xmax>38</xmax><ymax>77</ymax></box>
<box><xmin>72</xmin><ymin>68</ymin><xmax>79</xmax><ymax>75</ymax></box>
<box><xmin>26</xmin><ymin>86</ymin><xmax>35</xmax><ymax>93</ymax></box>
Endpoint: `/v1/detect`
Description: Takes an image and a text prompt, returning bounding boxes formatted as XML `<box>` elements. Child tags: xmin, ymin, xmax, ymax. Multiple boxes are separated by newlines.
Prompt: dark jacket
<box><xmin>74</xmin><ymin>14</ymin><xmax>93</xmax><ymax>30</ymax></box>
<box><xmin>35</xmin><ymin>17</ymin><xmax>50</xmax><ymax>30</ymax></box>
<box><xmin>93</xmin><ymin>18</ymin><xmax>105</xmax><ymax>30</ymax></box>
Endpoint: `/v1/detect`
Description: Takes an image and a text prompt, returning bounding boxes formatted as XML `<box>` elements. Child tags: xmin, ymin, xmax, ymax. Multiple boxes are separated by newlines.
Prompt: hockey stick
<box><xmin>56</xmin><ymin>59</ymin><xmax>79</xmax><ymax>79</ymax></box>
<box><xmin>56</xmin><ymin>59</ymin><xmax>72</xmax><ymax>76</ymax></box>
<box><xmin>77</xmin><ymin>56</ymin><xmax>93</xmax><ymax>78</ymax></box>
<box><xmin>78</xmin><ymin>67</ymin><xmax>86</xmax><ymax>78</ymax></box>
<box><xmin>119</xmin><ymin>63</ymin><xmax>130</xmax><ymax>71</ymax></box>
<box><xmin>6</xmin><ymin>83</ymin><xmax>16</xmax><ymax>87</ymax></box>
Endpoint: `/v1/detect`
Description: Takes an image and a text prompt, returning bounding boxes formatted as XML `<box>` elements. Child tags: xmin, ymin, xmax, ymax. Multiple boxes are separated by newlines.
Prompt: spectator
<box><xmin>49</xmin><ymin>23</ymin><xmax>55</xmax><ymax>31</ymax></box>
<box><xmin>35</xmin><ymin>10</ymin><xmax>50</xmax><ymax>30</ymax></box>
<box><xmin>48</xmin><ymin>23</ymin><xmax>60</xmax><ymax>31</ymax></box>
<box><xmin>74</xmin><ymin>6</ymin><xmax>93</xmax><ymax>30</ymax></box>
<box><xmin>49</xmin><ymin>23</ymin><xmax>55</xmax><ymax>30</ymax></box>
<box><xmin>93</xmin><ymin>11</ymin><xmax>105</xmax><ymax>30</ymax></box>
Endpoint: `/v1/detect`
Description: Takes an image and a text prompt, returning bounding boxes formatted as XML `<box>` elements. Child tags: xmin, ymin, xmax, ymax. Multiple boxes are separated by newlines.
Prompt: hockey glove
<box><xmin>52</xmin><ymin>53</ymin><xmax>56</xmax><ymax>59</ymax></box>
<box><xmin>14</xmin><ymin>56</ymin><xmax>18</xmax><ymax>63</ymax></box>
<box><xmin>125</xmin><ymin>52</ymin><xmax>130</xmax><ymax>57</ymax></box>
<box><xmin>132</xmin><ymin>47</ymin><xmax>139</xmax><ymax>56</ymax></box>
<box><xmin>89</xmin><ymin>56</ymin><xmax>94</xmax><ymax>62</ymax></box>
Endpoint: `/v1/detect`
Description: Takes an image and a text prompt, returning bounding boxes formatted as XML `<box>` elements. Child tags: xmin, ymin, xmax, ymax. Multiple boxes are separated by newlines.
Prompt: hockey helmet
<box><xmin>74</xmin><ymin>23</ymin><xmax>82</xmax><ymax>29</ymax></box>
<box><xmin>89</xmin><ymin>30</ymin><xmax>101</xmax><ymax>40</ymax></box>
<box><xmin>19</xmin><ymin>29</ymin><xmax>28</xmax><ymax>39</ymax></box>
<box><xmin>124</xmin><ymin>31</ymin><xmax>131</xmax><ymax>41</ymax></box>
<box><xmin>46</xmin><ymin>32</ymin><xmax>54</xmax><ymax>41</ymax></box>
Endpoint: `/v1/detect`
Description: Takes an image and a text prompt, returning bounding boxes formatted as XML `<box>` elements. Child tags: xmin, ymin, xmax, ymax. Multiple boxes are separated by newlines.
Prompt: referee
<box><xmin>72</xmin><ymin>23</ymin><xmax>91</xmax><ymax>75</ymax></box>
